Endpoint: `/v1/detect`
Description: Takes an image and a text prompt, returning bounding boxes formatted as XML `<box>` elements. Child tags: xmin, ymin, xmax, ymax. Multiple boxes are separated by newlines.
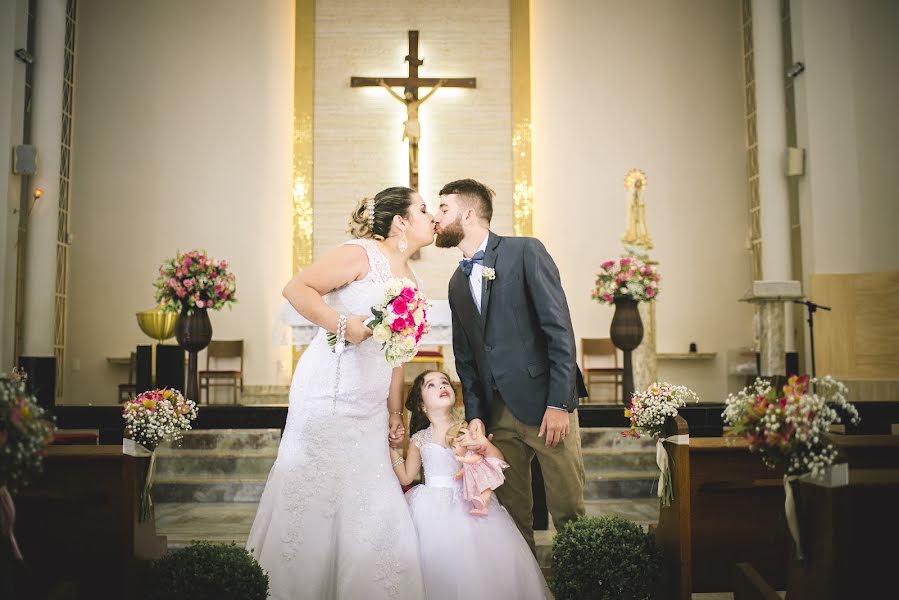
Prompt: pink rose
<box><xmin>646</xmin><ymin>288</ymin><xmax>655</xmax><ymax>298</ymax></box>
<box><xmin>600</xmin><ymin>260</ymin><xmax>615</xmax><ymax>269</ymax></box>
<box><xmin>602</xmin><ymin>293</ymin><xmax>613</xmax><ymax>302</ymax></box>
<box><xmin>620</xmin><ymin>257</ymin><xmax>632</xmax><ymax>265</ymax></box>
<box><xmin>391</xmin><ymin>317</ymin><xmax>406</xmax><ymax>332</ymax></box>
<box><xmin>176</xmin><ymin>288</ymin><xmax>187</xmax><ymax>298</ymax></box>
<box><xmin>400</xmin><ymin>287</ymin><xmax>415</xmax><ymax>302</ymax></box>
<box><xmin>196</xmin><ymin>300</ymin><xmax>205</xmax><ymax>308</ymax></box>
<box><xmin>392</xmin><ymin>299</ymin><xmax>408</xmax><ymax>315</ymax></box>
<box><xmin>406</xmin><ymin>315</ymin><xmax>416</xmax><ymax>328</ymax></box>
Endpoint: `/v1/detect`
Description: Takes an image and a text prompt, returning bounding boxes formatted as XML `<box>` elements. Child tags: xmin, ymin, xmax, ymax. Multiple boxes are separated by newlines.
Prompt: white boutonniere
<box><xmin>482</xmin><ymin>267</ymin><xmax>496</xmax><ymax>281</ymax></box>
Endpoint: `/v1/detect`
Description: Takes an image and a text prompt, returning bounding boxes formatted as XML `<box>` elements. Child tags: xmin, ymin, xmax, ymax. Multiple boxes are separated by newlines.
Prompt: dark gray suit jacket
<box><xmin>448</xmin><ymin>232</ymin><xmax>587</xmax><ymax>427</ymax></box>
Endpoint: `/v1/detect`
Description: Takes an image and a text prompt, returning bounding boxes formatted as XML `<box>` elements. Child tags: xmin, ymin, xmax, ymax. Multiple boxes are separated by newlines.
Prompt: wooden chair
<box><xmin>579</xmin><ymin>338</ymin><xmax>624</xmax><ymax>403</ymax></box>
<box><xmin>199</xmin><ymin>340</ymin><xmax>244</xmax><ymax>404</ymax></box>
<box><xmin>117</xmin><ymin>352</ymin><xmax>138</xmax><ymax>403</ymax></box>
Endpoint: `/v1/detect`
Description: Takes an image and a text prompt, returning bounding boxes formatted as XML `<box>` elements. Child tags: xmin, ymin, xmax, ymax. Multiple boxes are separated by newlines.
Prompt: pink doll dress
<box><xmin>461</xmin><ymin>451</ymin><xmax>509</xmax><ymax>501</ymax></box>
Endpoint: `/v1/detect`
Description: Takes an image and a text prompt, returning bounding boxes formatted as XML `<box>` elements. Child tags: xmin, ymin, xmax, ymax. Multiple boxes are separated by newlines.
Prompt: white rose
<box><xmin>373</xmin><ymin>323</ymin><xmax>391</xmax><ymax>343</ymax></box>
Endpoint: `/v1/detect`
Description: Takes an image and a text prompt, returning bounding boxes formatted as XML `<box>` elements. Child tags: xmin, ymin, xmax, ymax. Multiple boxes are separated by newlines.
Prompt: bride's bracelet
<box><xmin>391</xmin><ymin>455</ymin><xmax>405</xmax><ymax>467</ymax></box>
<box><xmin>334</xmin><ymin>314</ymin><xmax>348</xmax><ymax>355</ymax></box>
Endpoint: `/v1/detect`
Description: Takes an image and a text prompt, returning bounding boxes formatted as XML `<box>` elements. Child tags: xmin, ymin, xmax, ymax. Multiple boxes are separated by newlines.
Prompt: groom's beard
<box><xmin>435</xmin><ymin>217</ymin><xmax>464</xmax><ymax>248</ymax></box>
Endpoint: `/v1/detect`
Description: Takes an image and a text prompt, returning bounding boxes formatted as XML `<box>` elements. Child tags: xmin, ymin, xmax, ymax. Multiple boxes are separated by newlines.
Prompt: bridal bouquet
<box><xmin>722</xmin><ymin>375</ymin><xmax>859</xmax><ymax>478</ymax></box>
<box><xmin>122</xmin><ymin>388</ymin><xmax>198</xmax><ymax>521</ymax></box>
<box><xmin>154</xmin><ymin>249</ymin><xmax>237</xmax><ymax>315</ymax></box>
<box><xmin>329</xmin><ymin>277</ymin><xmax>431</xmax><ymax>367</ymax></box>
<box><xmin>1</xmin><ymin>369</ymin><xmax>55</xmax><ymax>491</ymax></box>
<box><xmin>591</xmin><ymin>255</ymin><xmax>661</xmax><ymax>304</ymax></box>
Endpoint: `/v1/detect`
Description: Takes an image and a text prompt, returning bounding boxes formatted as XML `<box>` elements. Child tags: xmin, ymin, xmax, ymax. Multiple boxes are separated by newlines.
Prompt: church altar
<box><xmin>273</xmin><ymin>298</ymin><xmax>454</xmax><ymax>348</ymax></box>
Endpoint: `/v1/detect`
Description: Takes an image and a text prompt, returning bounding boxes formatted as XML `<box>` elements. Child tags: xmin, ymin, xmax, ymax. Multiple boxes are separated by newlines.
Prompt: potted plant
<box><xmin>722</xmin><ymin>374</ymin><xmax>859</xmax><ymax>559</ymax></box>
<box><xmin>144</xmin><ymin>542</ymin><xmax>269</xmax><ymax>600</ymax></box>
<box><xmin>154</xmin><ymin>250</ymin><xmax>237</xmax><ymax>403</ymax></box>
<box><xmin>551</xmin><ymin>515</ymin><xmax>663</xmax><ymax>600</ymax></box>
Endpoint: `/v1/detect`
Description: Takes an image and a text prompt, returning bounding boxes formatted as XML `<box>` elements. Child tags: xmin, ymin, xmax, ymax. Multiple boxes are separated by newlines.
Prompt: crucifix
<box><xmin>351</xmin><ymin>31</ymin><xmax>477</xmax><ymax>191</ymax></box>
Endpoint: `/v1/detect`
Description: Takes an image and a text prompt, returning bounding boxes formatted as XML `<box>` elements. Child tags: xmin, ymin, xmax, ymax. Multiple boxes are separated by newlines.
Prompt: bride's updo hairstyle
<box><xmin>347</xmin><ymin>186</ymin><xmax>415</xmax><ymax>240</ymax></box>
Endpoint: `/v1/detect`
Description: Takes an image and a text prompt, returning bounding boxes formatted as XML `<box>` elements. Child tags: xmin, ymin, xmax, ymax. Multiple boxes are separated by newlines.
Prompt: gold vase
<box><xmin>136</xmin><ymin>307</ymin><xmax>177</xmax><ymax>345</ymax></box>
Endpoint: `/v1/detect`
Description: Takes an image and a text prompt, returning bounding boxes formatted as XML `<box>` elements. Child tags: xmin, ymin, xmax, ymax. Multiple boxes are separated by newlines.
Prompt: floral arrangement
<box><xmin>328</xmin><ymin>277</ymin><xmax>431</xmax><ymax>367</ymax></box>
<box><xmin>591</xmin><ymin>255</ymin><xmax>661</xmax><ymax>304</ymax></box>
<box><xmin>623</xmin><ymin>382</ymin><xmax>698</xmax><ymax>506</ymax></box>
<box><xmin>123</xmin><ymin>388</ymin><xmax>198</xmax><ymax>520</ymax></box>
<box><xmin>0</xmin><ymin>369</ymin><xmax>55</xmax><ymax>491</ymax></box>
<box><xmin>624</xmin><ymin>382</ymin><xmax>698</xmax><ymax>439</ymax></box>
<box><xmin>154</xmin><ymin>250</ymin><xmax>237</xmax><ymax>315</ymax></box>
<box><xmin>722</xmin><ymin>375</ymin><xmax>859</xmax><ymax>478</ymax></box>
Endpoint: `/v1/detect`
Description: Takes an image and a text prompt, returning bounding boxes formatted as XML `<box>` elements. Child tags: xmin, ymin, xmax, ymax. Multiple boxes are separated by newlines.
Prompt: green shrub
<box><xmin>550</xmin><ymin>515</ymin><xmax>663</xmax><ymax>600</ymax></box>
<box><xmin>144</xmin><ymin>542</ymin><xmax>269</xmax><ymax>600</ymax></box>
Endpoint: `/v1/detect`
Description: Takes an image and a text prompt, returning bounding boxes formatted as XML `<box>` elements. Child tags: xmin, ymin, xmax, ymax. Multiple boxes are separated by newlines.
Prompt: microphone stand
<box><xmin>794</xmin><ymin>299</ymin><xmax>831</xmax><ymax>386</ymax></box>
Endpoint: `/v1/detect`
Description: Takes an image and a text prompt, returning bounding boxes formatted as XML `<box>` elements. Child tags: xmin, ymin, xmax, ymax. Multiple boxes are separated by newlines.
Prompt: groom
<box><xmin>434</xmin><ymin>178</ymin><xmax>586</xmax><ymax>553</ymax></box>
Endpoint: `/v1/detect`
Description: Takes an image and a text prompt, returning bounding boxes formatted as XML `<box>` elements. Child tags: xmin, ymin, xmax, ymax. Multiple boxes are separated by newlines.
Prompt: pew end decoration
<box><xmin>721</xmin><ymin>374</ymin><xmax>859</xmax><ymax>560</ymax></box>
<box><xmin>624</xmin><ymin>382</ymin><xmax>698</xmax><ymax>506</ymax></box>
<box><xmin>1</xmin><ymin>368</ymin><xmax>55</xmax><ymax>561</ymax></box>
<box><xmin>122</xmin><ymin>389</ymin><xmax>198</xmax><ymax>521</ymax></box>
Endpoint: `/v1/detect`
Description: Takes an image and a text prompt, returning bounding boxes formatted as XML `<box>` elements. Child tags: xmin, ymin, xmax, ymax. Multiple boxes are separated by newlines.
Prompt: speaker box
<box><xmin>17</xmin><ymin>355</ymin><xmax>56</xmax><ymax>410</ymax></box>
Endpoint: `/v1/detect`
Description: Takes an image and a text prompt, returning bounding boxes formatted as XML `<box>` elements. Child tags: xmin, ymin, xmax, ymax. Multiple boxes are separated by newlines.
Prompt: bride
<box><xmin>246</xmin><ymin>186</ymin><xmax>434</xmax><ymax>599</ymax></box>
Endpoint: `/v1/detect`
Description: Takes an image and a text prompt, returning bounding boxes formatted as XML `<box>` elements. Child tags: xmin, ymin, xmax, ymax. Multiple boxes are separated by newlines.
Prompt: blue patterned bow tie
<box><xmin>459</xmin><ymin>250</ymin><xmax>486</xmax><ymax>276</ymax></box>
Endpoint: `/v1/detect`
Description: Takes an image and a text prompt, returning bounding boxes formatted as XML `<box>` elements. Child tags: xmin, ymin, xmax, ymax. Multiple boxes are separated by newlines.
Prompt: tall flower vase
<box><xmin>610</xmin><ymin>298</ymin><xmax>644</xmax><ymax>402</ymax></box>
<box><xmin>175</xmin><ymin>306</ymin><xmax>212</xmax><ymax>404</ymax></box>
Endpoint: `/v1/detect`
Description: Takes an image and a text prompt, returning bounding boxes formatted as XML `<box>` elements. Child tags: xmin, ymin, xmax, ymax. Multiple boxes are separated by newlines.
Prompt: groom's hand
<box><xmin>538</xmin><ymin>408</ymin><xmax>570</xmax><ymax>448</ymax></box>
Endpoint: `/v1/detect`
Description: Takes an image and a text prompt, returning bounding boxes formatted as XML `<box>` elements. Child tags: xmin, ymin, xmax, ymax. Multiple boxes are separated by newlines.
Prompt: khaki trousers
<box><xmin>488</xmin><ymin>394</ymin><xmax>586</xmax><ymax>555</ymax></box>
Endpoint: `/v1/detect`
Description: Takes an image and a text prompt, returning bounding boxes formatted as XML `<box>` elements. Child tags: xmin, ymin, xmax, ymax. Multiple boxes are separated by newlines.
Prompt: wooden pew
<box><xmin>654</xmin><ymin>416</ymin><xmax>791</xmax><ymax>599</ymax></box>
<box><xmin>785</xmin><ymin>467</ymin><xmax>899</xmax><ymax>599</ymax></box>
<box><xmin>11</xmin><ymin>446</ymin><xmax>167</xmax><ymax>600</ymax></box>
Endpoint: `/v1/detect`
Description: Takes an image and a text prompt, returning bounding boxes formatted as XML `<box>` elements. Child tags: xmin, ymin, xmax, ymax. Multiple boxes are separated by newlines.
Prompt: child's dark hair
<box><xmin>404</xmin><ymin>370</ymin><xmax>444</xmax><ymax>438</ymax></box>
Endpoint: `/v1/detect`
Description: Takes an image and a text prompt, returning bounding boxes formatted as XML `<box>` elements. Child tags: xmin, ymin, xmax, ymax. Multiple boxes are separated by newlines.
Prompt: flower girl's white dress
<box><xmin>406</xmin><ymin>426</ymin><xmax>549</xmax><ymax>600</ymax></box>
<box><xmin>246</xmin><ymin>239</ymin><xmax>423</xmax><ymax>600</ymax></box>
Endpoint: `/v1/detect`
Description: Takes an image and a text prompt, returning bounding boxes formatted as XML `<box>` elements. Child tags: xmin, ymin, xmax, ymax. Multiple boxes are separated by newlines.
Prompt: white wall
<box><xmin>312</xmin><ymin>0</ymin><xmax>512</xmax><ymax>297</ymax></box>
<box><xmin>531</xmin><ymin>0</ymin><xmax>754</xmax><ymax>403</ymax></box>
<box><xmin>792</xmin><ymin>0</ymin><xmax>899</xmax><ymax>279</ymax></box>
<box><xmin>65</xmin><ymin>0</ymin><xmax>294</xmax><ymax>404</ymax></box>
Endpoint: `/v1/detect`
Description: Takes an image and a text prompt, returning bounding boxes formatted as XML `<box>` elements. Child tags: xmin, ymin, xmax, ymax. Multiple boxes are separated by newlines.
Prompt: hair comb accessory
<box><xmin>366</xmin><ymin>197</ymin><xmax>375</xmax><ymax>230</ymax></box>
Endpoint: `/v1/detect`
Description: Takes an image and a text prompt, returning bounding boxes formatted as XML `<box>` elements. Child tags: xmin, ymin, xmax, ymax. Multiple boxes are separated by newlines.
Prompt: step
<box><xmin>581</xmin><ymin>447</ymin><xmax>659</xmax><ymax>472</ymax></box>
<box><xmin>155</xmin><ymin>450</ymin><xmax>277</xmax><ymax>478</ymax></box>
<box><xmin>152</xmin><ymin>475</ymin><xmax>267</xmax><ymax>503</ymax></box>
<box><xmin>155</xmin><ymin>502</ymin><xmax>256</xmax><ymax>549</ymax></box>
<box><xmin>579</xmin><ymin>427</ymin><xmax>657</xmax><ymax>450</ymax></box>
<box><xmin>157</xmin><ymin>428</ymin><xmax>281</xmax><ymax>453</ymax></box>
<box><xmin>583</xmin><ymin>470</ymin><xmax>659</xmax><ymax>500</ymax></box>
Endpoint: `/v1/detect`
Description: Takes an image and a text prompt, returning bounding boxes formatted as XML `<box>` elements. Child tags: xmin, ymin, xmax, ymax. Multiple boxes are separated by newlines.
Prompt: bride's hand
<box><xmin>388</xmin><ymin>413</ymin><xmax>406</xmax><ymax>448</ymax></box>
<box><xmin>345</xmin><ymin>315</ymin><xmax>373</xmax><ymax>345</ymax></box>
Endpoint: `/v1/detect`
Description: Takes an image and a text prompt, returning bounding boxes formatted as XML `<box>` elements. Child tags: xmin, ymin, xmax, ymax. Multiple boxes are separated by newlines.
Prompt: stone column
<box><xmin>633</xmin><ymin>300</ymin><xmax>657</xmax><ymax>392</ymax></box>
<box><xmin>741</xmin><ymin>281</ymin><xmax>802</xmax><ymax>376</ymax></box>
<box><xmin>751</xmin><ymin>0</ymin><xmax>797</xmax><ymax>351</ymax></box>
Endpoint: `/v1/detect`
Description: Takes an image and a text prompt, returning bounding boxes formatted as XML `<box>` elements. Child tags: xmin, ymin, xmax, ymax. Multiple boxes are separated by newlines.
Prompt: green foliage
<box><xmin>144</xmin><ymin>542</ymin><xmax>269</xmax><ymax>600</ymax></box>
<box><xmin>550</xmin><ymin>515</ymin><xmax>663</xmax><ymax>600</ymax></box>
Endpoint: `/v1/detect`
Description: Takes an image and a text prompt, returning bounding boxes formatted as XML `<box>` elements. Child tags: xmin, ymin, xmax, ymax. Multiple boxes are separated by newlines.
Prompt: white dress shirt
<box><xmin>466</xmin><ymin>232</ymin><xmax>490</xmax><ymax>312</ymax></box>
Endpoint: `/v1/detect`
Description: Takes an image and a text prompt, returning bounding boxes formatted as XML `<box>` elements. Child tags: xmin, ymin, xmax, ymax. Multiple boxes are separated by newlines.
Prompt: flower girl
<box><xmin>389</xmin><ymin>370</ymin><xmax>548</xmax><ymax>600</ymax></box>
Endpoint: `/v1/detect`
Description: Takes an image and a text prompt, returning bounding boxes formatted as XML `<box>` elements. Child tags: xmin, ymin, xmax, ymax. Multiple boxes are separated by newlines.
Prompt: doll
<box><xmin>447</xmin><ymin>422</ymin><xmax>509</xmax><ymax>516</ymax></box>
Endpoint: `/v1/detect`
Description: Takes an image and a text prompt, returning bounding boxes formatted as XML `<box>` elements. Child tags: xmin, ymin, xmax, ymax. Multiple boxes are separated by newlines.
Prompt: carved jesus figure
<box><xmin>379</xmin><ymin>79</ymin><xmax>446</xmax><ymax>175</ymax></box>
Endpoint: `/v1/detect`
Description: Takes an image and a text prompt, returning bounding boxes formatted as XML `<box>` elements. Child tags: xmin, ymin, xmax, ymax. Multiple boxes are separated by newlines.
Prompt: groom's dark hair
<box><xmin>439</xmin><ymin>179</ymin><xmax>494</xmax><ymax>224</ymax></box>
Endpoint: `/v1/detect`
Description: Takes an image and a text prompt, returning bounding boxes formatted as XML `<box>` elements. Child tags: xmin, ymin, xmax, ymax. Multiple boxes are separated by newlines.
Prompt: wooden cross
<box><xmin>351</xmin><ymin>31</ymin><xmax>477</xmax><ymax>191</ymax></box>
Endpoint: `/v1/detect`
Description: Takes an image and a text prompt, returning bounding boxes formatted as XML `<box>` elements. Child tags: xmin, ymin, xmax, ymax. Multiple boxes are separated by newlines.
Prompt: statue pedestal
<box><xmin>740</xmin><ymin>281</ymin><xmax>802</xmax><ymax>377</ymax></box>
<box><xmin>633</xmin><ymin>301</ymin><xmax>657</xmax><ymax>393</ymax></box>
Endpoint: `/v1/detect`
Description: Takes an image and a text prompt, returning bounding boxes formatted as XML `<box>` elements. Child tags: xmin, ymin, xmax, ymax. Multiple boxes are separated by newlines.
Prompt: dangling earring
<box><xmin>398</xmin><ymin>233</ymin><xmax>408</xmax><ymax>253</ymax></box>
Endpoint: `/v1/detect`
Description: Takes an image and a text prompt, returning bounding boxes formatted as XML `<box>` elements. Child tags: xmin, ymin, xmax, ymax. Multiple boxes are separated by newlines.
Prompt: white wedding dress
<box><xmin>246</xmin><ymin>239</ymin><xmax>424</xmax><ymax>600</ymax></box>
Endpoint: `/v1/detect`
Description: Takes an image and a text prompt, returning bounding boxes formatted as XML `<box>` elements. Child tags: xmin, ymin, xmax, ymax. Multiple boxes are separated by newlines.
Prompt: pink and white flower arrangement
<box><xmin>1</xmin><ymin>369</ymin><xmax>55</xmax><ymax>491</ymax></box>
<box><xmin>722</xmin><ymin>375</ymin><xmax>859</xmax><ymax>477</ymax></box>
<box><xmin>369</xmin><ymin>278</ymin><xmax>432</xmax><ymax>367</ymax></box>
<box><xmin>123</xmin><ymin>388</ymin><xmax>198</xmax><ymax>521</ymax></box>
<box><xmin>591</xmin><ymin>255</ymin><xmax>661</xmax><ymax>304</ymax></box>
<box><xmin>154</xmin><ymin>250</ymin><xmax>237</xmax><ymax>315</ymax></box>
<box><xmin>122</xmin><ymin>388</ymin><xmax>198</xmax><ymax>452</ymax></box>
<box><xmin>624</xmin><ymin>381</ymin><xmax>699</xmax><ymax>439</ymax></box>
